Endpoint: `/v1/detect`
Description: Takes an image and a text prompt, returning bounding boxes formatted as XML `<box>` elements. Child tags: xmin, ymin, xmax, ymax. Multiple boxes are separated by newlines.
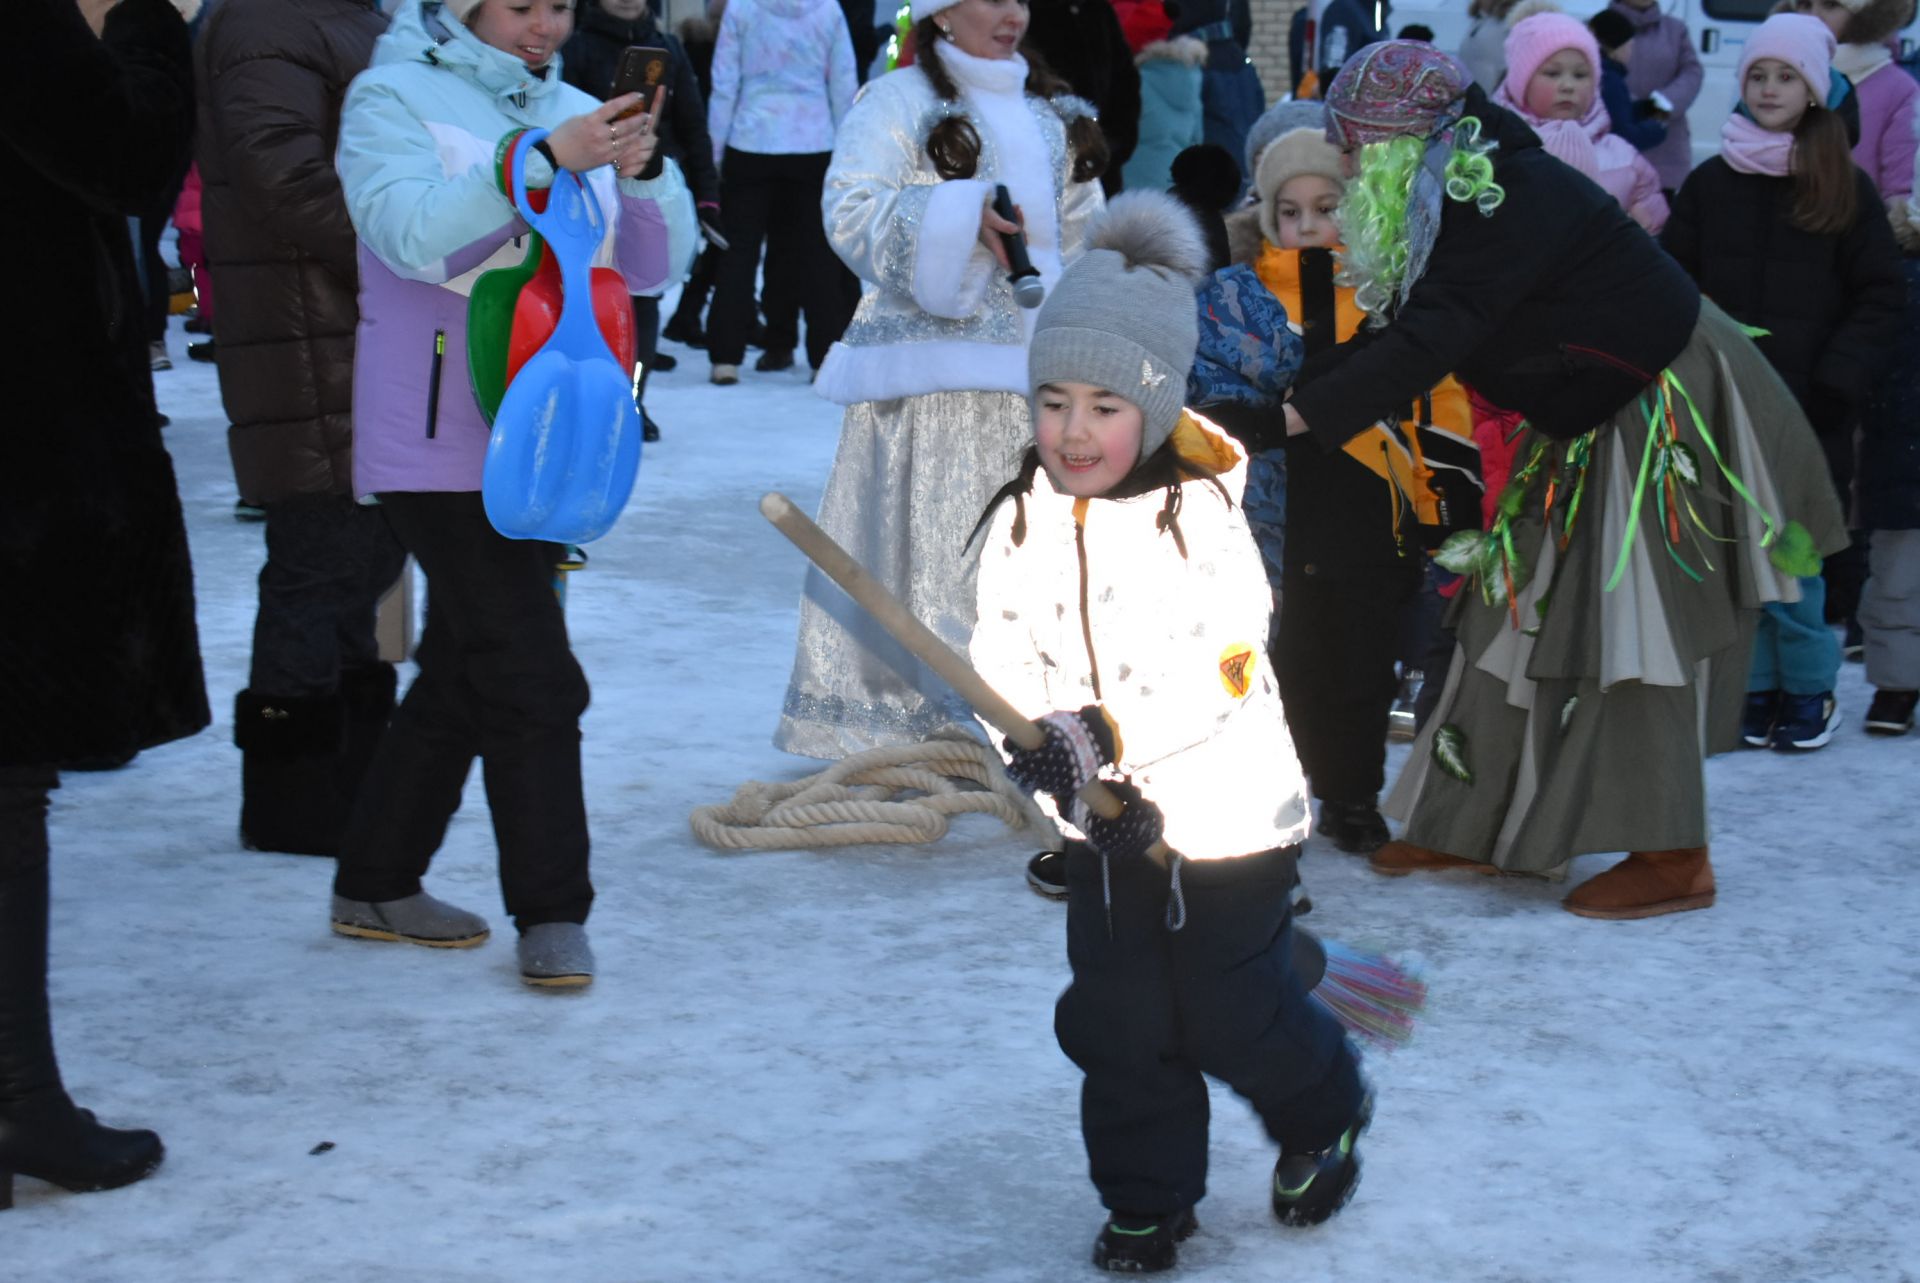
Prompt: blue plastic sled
<box><xmin>482</xmin><ymin>129</ymin><xmax>643</xmax><ymax>545</ymax></box>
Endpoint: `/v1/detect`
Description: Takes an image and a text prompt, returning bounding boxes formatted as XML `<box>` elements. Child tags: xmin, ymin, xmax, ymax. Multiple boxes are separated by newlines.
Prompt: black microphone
<box><xmin>992</xmin><ymin>184</ymin><xmax>1045</xmax><ymax>309</ymax></box>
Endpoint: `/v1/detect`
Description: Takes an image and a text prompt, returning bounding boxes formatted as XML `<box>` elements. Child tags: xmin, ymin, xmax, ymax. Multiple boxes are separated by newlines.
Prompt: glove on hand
<box><xmin>1081</xmin><ymin>780</ymin><xmax>1165</xmax><ymax>864</ymax></box>
<box><xmin>1004</xmin><ymin>706</ymin><xmax>1118</xmax><ymax>810</ymax></box>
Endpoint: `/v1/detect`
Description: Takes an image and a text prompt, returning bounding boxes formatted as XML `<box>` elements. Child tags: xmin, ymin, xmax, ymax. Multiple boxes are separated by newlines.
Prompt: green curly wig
<box><xmin>1336</xmin><ymin>116</ymin><xmax>1505</xmax><ymax>323</ymax></box>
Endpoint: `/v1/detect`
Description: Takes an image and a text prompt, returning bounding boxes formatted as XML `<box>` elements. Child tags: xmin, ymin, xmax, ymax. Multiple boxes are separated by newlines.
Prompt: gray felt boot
<box><xmin>516</xmin><ymin>923</ymin><xmax>594</xmax><ymax>989</ymax></box>
<box><xmin>330</xmin><ymin>892</ymin><xmax>490</xmax><ymax>948</ymax></box>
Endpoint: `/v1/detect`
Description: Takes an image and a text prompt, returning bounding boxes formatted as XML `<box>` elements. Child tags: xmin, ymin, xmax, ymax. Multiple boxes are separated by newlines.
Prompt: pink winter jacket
<box><xmin>1493</xmin><ymin>86</ymin><xmax>1669</xmax><ymax>233</ymax></box>
<box><xmin>1845</xmin><ymin>55</ymin><xmax>1920</xmax><ymax>200</ymax></box>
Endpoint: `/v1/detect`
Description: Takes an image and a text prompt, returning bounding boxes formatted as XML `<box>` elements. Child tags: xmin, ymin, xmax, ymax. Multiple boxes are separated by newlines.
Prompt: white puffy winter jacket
<box><xmin>970</xmin><ymin>417</ymin><xmax>1313</xmax><ymax>861</ymax></box>
<box><xmin>707</xmin><ymin>0</ymin><xmax>858</xmax><ymax>160</ymax></box>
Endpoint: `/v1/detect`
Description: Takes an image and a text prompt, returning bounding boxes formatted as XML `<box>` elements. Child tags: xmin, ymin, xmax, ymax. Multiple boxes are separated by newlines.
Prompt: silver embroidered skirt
<box><xmin>774</xmin><ymin>389</ymin><xmax>1033</xmax><ymax>760</ymax></box>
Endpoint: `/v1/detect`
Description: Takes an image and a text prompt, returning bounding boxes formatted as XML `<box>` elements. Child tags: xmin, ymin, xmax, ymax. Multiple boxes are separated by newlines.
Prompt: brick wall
<box><xmin>1247</xmin><ymin>0</ymin><xmax>1309</xmax><ymax>104</ymax></box>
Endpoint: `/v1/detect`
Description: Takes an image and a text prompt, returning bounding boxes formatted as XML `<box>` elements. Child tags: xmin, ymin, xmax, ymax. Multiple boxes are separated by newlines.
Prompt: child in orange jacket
<box><xmin>1217</xmin><ymin>101</ymin><xmax>1480</xmax><ymax>853</ymax></box>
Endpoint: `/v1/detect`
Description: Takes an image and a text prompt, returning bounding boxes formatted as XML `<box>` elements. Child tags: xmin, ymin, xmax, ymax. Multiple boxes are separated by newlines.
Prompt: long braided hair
<box><xmin>911</xmin><ymin>19</ymin><xmax>1108</xmax><ymax>184</ymax></box>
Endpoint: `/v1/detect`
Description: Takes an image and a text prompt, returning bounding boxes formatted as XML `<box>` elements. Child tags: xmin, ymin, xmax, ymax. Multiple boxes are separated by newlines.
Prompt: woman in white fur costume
<box><xmin>772</xmin><ymin>0</ymin><xmax>1106</xmax><ymax>758</ymax></box>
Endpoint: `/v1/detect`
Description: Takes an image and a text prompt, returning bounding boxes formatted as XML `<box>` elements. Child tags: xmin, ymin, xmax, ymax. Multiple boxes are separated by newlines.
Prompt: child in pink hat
<box><xmin>1662</xmin><ymin>10</ymin><xmax>1905</xmax><ymax>753</ymax></box>
<box><xmin>1495</xmin><ymin>11</ymin><xmax>1668</xmax><ymax>231</ymax></box>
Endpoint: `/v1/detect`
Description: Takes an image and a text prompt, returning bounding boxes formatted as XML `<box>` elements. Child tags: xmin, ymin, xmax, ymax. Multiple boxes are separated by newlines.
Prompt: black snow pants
<box><xmin>0</xmin><ymin>769</ymin><xmax>55</xmax><ymax>882</ymax></box>
<box><xmin>707</xmin><ymin>148</ymin><xmax>853</xmax><ymax>369</ymax></box>
<box><xmin>333</xmin><ymin>492</ymin><xmax>592</xmax><ymax>931</ymax></box>
<box><xmin>249</xmin><ymin>494</ymin><xmax>408</xmax><ymax>697</ymax></box>
<box><xmin>1276</xmin><ymin>559</ymin><xmax>1422</xmax><ymax>806</ymax></box>
<box><xmin>1054</xmin><ymin>842</ymin><xmax>1362</xmax><ymax>1216</ymax></box>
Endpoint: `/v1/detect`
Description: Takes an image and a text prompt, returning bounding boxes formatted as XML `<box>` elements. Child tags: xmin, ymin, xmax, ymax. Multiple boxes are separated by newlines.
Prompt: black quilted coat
<box><xmin>195</xmin><ymin>0</ymin><xmax>388</xmax><ymax>502</ymax></box>
<box><xmin>0</xmin><ymin>0</ymin><xmax>209</xmax><ymax>769</ymax></box>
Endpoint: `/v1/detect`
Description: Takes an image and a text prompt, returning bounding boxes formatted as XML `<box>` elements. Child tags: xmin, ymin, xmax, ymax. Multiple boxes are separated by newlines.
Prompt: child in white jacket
<box><xmin>969</xmin><ymin>191</ymin><xmax>1369</xmax><ymax>1275</ymax></box>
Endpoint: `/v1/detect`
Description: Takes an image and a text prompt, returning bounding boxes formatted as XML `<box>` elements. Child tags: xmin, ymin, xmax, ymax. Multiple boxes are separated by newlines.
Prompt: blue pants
<box><xmin>1748</xmin><ymin>575</ymin><xmax>1840</xmax><ymax>696</ymax></box>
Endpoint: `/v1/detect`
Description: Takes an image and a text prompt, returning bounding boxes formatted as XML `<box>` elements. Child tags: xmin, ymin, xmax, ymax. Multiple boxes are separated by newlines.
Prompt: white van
<box><xmin>1375</xmin><ymin>0</ymin><xmax>1920</xmax><ymax>167</ymax></box>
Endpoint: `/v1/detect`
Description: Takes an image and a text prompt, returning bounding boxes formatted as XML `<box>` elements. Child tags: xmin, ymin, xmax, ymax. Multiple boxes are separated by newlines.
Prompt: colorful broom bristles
<box><xmin>1311</xmin><ymin>938</ymin><xmax>1428</xmax><ymax>1051</ymax></box>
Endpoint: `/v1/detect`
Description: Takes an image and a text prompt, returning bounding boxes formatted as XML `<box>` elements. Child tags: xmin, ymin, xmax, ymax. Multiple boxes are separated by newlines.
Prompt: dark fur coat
<box><xmin>0</xmin><ymin>0</ymin><xmax>209</xmax><ymax>769</ymax></box>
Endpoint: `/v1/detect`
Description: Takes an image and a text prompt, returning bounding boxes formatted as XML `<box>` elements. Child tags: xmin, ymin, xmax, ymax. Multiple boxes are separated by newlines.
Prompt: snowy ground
<box><xmin>9</xmin><ymin>312</ymin><xmax>1920</xmax><ymax>1282</ymax></box>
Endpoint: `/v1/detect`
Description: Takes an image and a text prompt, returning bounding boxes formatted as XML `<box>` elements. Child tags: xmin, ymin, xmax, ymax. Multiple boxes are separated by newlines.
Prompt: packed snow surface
<box><xmin>10</xmin><ymin>315</ymin><xmax>1919</xmax><ymax>1282</ymax></box>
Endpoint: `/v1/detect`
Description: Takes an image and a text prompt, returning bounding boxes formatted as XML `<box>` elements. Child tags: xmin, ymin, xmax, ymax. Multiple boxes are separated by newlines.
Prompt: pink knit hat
<box><xmin>1500</xmin><ymin>13</ymin><xmax>1601</xmax><ymax>105</ymax></box>
<box><xmin>1736</xmin><ymin>13</ymin><xmax>1836</xmax><ymax>98</ymax></box>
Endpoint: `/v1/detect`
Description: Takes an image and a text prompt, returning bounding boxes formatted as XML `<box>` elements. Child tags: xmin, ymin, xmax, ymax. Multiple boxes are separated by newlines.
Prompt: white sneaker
<box><xmin>149</xmin><ymin>340</ymin><xmax>172</xmax><ymax>371</ymax></box>
<box><xmin>710</xmin><ymin>363</ymin><xmax>739</xmax><ymax>386</ymax></box>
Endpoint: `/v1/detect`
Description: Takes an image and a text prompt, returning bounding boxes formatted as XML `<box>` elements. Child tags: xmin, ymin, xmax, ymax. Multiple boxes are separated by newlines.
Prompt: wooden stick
<box><xmin>760</xmin><ymin>491</ymin><xmax>1134</xmax><ymax>827</ymax></box>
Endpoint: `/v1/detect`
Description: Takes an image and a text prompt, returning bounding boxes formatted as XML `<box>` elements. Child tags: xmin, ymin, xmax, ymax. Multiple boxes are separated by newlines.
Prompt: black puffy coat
<box><xmin>1290</xmin><ymin>91</ymin><xmax>1703</xmax><ymax>447</ymax></box>
<box><xmin>1</xmin><ymin>0</ymin><xmax>209</xmax><ymax>769</ymax></box>
<box><xmin>1861</xmin><ymin>260</ymin><xmax>1920</xmax><ymax>531</ymax></box>
<box><xmin>195</xmin><ymin>0</ymin><xmax>388</xmax><ymax>503</ymax></box>
<box><xmin>1662</xmin><ymin>157</ymin><xmax>1905</xmax><ymax>427</ymax></box>
<box><xmin>561</xmin><ymin>0</ymin><xmax>720</xmax><ymax>206</ymax></box>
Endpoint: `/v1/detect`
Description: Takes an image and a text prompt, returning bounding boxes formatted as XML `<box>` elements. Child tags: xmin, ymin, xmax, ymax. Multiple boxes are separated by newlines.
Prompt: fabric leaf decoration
<box><xmin>1767</xmin><ymin>520</ymin><xmax>1822</xmax><ymax>578</ymax></box>
<box><xmin>1435</xmin><ymin>530</ymin><xmax>1486</xmax><ymax>575</ymax></box>
<box><xmin>1666</xmin><ymin>440</ymin><xmax>1701</xmax><ymax>488</ymax></box>
<box><xmin>1432</xmin><ymin>724</ymin><xmax>1473</xmax><ymax>784</ymax></box>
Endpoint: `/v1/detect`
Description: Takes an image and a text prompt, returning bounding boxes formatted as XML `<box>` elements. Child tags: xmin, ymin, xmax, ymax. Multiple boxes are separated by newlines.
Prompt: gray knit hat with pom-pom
<box><xmin>1028</xmin><ymin>191</ymin><xmax>1210</xmax><ymax>461</ymax></box>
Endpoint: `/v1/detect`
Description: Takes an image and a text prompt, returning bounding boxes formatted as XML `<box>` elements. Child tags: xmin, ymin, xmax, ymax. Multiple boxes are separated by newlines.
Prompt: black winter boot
<box><xmin>1316</xmin><ymin>800</ymin><xmax>1390</xmax><ymax>854</ymax></box>
<box><xmin>1271</xmin><ymin>1093</ymin><xmax>1372</xmax><ymax>1227</ymax></box>
<box><xmin>236</xmin><ymin>688</ymin><xmax>348</xmax><ymax>856</ymax></box>
<box><xmin>1091</xmin><ymin>1207</ymin><xmax>1198</xmax><ymax>1273</ymax></box>
<box><xmin>0</xmin><ymin>865</ymin><xmax>163</xmax><ymax>1210</ymax></box>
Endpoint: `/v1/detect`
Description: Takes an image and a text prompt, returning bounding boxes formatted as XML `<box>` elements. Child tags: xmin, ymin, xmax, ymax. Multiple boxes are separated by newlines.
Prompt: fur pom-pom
<box><xmin>1086</xmin><ymin>190</ymin><xmax>1213</xmax><ymax>285</ymax></box>
<box><xmin>1170</xmin><ymin>144</ymin><xmax>1245</xmax><ymax>214</ymax></box>
<box><xmin>1504</xmin><ymin>0</ymin><xmax>1564</xmax><ymax>28</ymax></box>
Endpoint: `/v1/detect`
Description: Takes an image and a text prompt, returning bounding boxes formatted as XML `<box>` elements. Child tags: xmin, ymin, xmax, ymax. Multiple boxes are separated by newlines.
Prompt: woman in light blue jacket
<box><xmin>330</xmin><ymin>0</ymin><xmax>668</xmax><ymax>991</ymax></box>
<box><xmin>703</xmin><ymin>0</ymin><xmax>859</xmax><ymax>379</ymax></box>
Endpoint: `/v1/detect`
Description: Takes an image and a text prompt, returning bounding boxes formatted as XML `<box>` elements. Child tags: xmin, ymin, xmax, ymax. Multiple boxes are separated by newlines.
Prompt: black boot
<box><xmin>1091</xmin><ymin>1207</ymin><xmax>1197</xmax><ymax>1273</ymax></box>
<box><xmin>236</xmin><ymin>688</ymin><xmax>348</xmax><ymax>856</ymax></box>
<box><xmin>1271</xmin><ymin>1094</ymin><xmax>1372</xmax><ymax>1227</ymax></box>
<box><xmin>0</xmin><ymin>864</ymin><xmax>164</xmax><ymax>1210</ymax></box>
<box><xmin>1316</xmin><ymin>800</ymin><xmax>1390</xmax><ymax>854</ymax></box>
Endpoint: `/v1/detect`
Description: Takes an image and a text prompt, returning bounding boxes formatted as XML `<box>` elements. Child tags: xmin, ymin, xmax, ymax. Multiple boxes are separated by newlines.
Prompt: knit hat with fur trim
<box><xmin>910</xmin><ymin>0</ymin><xmax>965</xmax><ymax>21</ymax></box>
<box><xmin>1501</xmin><ymin>12</ymin><xmax>1601</xmax><ymax>103</ymax></box>
<box><xmin>1251</xmin><ymin>103</ymin><xmax>1346</xmax><ymax>248</ymax></box>
<box><xmin>1836</xmin><ymin>0</ymin><xmax>1917</xmax><ymax>46</ymax></box>
<box><xmin>445</xmin><ymin>0</ymin><xmax>487</xmax><ymax>22</ymax></box>
<box><xmin>1737</xmin><ymin>13</ymin><xmax>1836</xmax><ymax>99</ymax></box>
<box><xmin>1028</xmin><ymin>192</ymin><xmax>1211</xmax><ymax>463</ymax></box>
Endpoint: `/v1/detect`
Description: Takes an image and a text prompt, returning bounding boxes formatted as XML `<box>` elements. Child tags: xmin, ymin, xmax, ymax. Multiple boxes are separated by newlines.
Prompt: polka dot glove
<box><xmin>1081</xmin><ymin>781</ymin><xmax>1165</xmax><ymax>864</ymax></box>
<box><xmin>1004</xmin><ymin>706</ymin><xmax>1119</xmax><ymax>813</ymax></box>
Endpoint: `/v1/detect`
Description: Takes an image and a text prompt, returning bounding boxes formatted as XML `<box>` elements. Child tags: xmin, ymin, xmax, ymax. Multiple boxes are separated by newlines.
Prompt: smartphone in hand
<box><xmin>611</xmin><ymin>46</ymin><xmax>672</xmax><ymax>120</ymax></box>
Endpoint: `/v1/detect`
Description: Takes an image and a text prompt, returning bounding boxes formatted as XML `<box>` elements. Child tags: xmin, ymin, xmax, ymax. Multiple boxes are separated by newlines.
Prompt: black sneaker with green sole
<box><xmin>1091</xmin><ymin>1207</ymin><xmax>1197</xmax><ymax>1273</ymax></box>
<box><xmin>1271</xmin><ymin>1094</ymin><xmax>1373</xmax><ymax>1227</ymax></box>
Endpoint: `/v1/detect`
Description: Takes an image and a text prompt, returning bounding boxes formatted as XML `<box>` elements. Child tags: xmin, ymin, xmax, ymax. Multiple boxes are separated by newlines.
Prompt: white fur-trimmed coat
<box><xmin>812</xmin><ymin>44</ymin><xmax>1105</xmax><ymax>406</ymax></box>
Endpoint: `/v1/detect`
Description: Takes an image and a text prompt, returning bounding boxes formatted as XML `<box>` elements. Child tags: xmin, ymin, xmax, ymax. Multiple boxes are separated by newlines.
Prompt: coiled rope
<box><xmin>689</xmin><ymin>739</ymin><xmax>1037</xmax><ymax>851</ymax></box>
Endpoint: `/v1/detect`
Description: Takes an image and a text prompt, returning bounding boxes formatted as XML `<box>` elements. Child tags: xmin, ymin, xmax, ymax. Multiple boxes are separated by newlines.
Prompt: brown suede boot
<box><xmin>1562</xmin><ymin>847</ymin><xmax>1715</xmax><ymax>920</ymax></box>
<box><xmin>1368</xmin><ymin>841</ymin><xmax>1499</xmax><ymax>877</ymax></box>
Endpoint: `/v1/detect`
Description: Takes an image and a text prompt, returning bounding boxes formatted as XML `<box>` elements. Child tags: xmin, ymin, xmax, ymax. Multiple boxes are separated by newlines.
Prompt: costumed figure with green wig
<box><xmin>1279</xmin><ymin>41</ymin><xmax>1846</xmax><ymax>919</ymax></box>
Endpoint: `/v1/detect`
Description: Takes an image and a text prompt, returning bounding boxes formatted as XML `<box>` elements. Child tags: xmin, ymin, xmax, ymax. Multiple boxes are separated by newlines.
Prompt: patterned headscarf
<box><xmin>1324</xmin><ymin>41</ymin><xmax>1475</xmax><ymax>150</ymax></box>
